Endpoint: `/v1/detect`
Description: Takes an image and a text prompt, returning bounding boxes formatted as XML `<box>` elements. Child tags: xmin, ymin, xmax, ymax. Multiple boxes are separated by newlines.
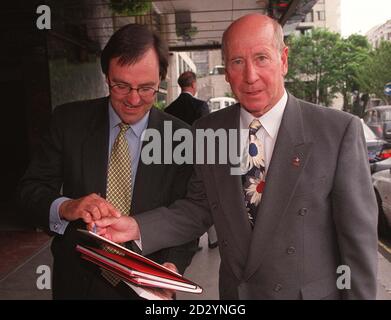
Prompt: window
<box><xmin>317</xmin><ymin>11</ymin><xmax>325</xmax><ymax>21</ymax></box>
<box><xmin>305</xmin><ymin>10</ymin><xmax>314</xmax><ymax>22</ymax></box>
<box><xmin>364</xmin><ymin>110</ymin><xmax>378</xmax><ymax>124</ymax></box>
<box><xmin>210</xmin><ymin>65</ymin><xmax>225</xmax><ymax>75</ymax></box>
<box><xmin>370</xmin><ymin>110</ymin><xmax>379</xmax><ymax>124</ymax></box>
<box><xmin>212</xmin><ymin>101</ymin><xmax>220</xmax><ymax>111</ymax></box>
<box><xmin>381</xmin><ymin>110</ymin><xmax>391</xmax><ymax>121</ymax></box>
<box><xmin>362</xmin><ymin>122</ymin><xmax>377</xmax><ymax>140</ymax></box>
<box><xmin>178</xmin><ymin>56</ymin><xmax>183</xmax><ymax>75</ymax></box>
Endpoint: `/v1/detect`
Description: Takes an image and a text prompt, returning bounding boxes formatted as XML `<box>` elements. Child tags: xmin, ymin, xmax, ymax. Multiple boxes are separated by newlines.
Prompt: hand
<box><xmin>91</xmin><ymin>215</ymin><xmax>140</xmax><ymax>243</ymax></box>
<box><xmin>145</xmin><ymin>262</ymin><xmax>178</xmax><ymax>300</ymax></box>
<box><xmin>59</xmin><ymin>193</ymin><xmax>121</xmax><ymax>224</ymax></box>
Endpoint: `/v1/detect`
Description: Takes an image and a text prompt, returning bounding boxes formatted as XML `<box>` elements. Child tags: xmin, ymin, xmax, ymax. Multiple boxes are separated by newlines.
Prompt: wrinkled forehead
<box><xmin>223</xmin><ymin>22</ymin><xmax>276</xmax><ymax>58</ymax></box>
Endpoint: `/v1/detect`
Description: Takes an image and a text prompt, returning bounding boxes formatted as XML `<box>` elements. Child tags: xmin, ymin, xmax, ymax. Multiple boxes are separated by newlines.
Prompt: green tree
<box><xmin>333</xmin><ymin>34</ymin><xmax>371</xmax><ymax>114</ymax></box>
<box><xmin>286</xmin><ymin>29</ymin><xmax>341</xmax><ymax>107</ymax></box>
<box><xmin>357</xmin><ymin>41</ymin><xmax>391</xmax><ymax>105</ymax></box>
<box><xmin>109</xmin><ymin>0</ymin><xmax>152</xmax><ymax>15</ymax></box>
<box><xmin>153</xmin><ymin>100</ymin><xmax>166</xmax><ymax>111</ymax></box>
<box><xmin>286</xmin><ymin>29</ymin><xmax>373</xmax><ymax>112</ymax></box>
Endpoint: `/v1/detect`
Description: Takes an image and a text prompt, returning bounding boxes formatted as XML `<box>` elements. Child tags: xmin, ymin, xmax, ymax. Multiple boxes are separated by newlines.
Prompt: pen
<box><xmin>92</xmin><ymin>192</ymin><xmax>101</xmax><ymax>233</ymax></box>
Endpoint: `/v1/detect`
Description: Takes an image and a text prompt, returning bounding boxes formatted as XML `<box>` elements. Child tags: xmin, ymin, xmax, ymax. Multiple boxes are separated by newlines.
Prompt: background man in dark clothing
<box><xmin>165</xmin><ymin>71</ymin><xmax>209</xmax><ymax>125</ymax></box>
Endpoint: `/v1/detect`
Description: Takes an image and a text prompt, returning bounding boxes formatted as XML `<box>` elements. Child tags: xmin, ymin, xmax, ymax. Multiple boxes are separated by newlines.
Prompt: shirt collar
<box><xmin>240</xmin><ymin>90</ymin><xmax>287</xmax><ymax>139</ymax></box>
<box><xmin>108</xmin><ymin>101</ymin><xmax>150</xmax><ymax>138</ymax></box>
<box><xmin>182</xmin><ymin>91</ymin><xmax>194</xmax><ymax>97</ymax></box>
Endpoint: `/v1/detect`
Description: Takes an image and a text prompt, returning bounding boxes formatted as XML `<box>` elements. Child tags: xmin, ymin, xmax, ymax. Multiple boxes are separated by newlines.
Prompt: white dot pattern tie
<box><xmin>242</xmin><ymin>119</ymin><xmax>266</xmax><ymax>227</ymax></box>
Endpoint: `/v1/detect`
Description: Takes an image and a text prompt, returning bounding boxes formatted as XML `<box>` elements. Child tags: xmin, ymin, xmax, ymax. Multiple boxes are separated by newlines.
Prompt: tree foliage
<box><xmin>109</xmin><ymin>0</ymin><xmax>152</xmax><ymax>15</ymax></box>
<box><xmin>286</xmin><ymin>29</ymin><xmax>374</xmax><ymax>111</ymax></box>
<box><xmin>356</xmin><ymin>41</ymin><xmax>391</xmax><ymax>104</ymax></box>
<box><xmin>286</xmin><ymin>29</ymin><xmax>341</xmax><ymax>107</ymax></box>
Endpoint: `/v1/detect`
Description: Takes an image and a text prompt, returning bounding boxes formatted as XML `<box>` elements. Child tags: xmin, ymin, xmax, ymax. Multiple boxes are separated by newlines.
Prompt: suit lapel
<box><xmin>212</xmin><ymin>105</ymin><xmax>252</xmax><ymax>272</ymax></box>
<box><xmin>81</xmin><ymin>98</ymin><xmax>110</xmax><ymax>197</ymax></box>
<box><xmin>243</xmin><ymin>95</ymin><xmax>313</xmax><ymax>280</ymax></box>
<box><xmin>132</xmin><ymin>108</ymin><xmax>162</xmax><ymax>213</ymax></box>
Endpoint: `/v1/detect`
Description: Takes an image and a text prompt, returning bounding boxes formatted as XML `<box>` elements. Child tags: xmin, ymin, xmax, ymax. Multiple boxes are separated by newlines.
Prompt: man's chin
<box><xmin>242</xmin><ymin>103</ymin><xmax>268</xmax><ymax>117</ymax></box>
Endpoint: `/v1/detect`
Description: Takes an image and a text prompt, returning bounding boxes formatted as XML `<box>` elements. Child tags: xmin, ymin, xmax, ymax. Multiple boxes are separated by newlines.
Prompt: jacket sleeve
<box><xmin>135</xmin><ymin>163</ymin><xmax>213</xmax><ymax>259</ymax></box>
<box><xmin>18</xmin><ymin>107</ymin><xmax>65</xmax><ymax>230</ymax></box>
<box><xmin>331</xmin><ymin>116</ymin><xmax>378</xmax><ymax>299</ymax></box>
<box><xmin>146</xmin><ymin>161</ymin><xmax>203</xmax><ymax>275</ymax></box>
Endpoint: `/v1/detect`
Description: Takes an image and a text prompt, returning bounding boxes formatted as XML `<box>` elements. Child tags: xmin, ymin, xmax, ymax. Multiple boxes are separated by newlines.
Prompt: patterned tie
<box><xmin>242</xmin><ymin>119</ymin><xmax>266</xmax><ymax>228</ymax></box>
<box><xmin>101</xmin><ymin>122</ymin><xmax>132</xmax><ymax>286</ymax></box>
<box><xmin>106</xmin><ymin>122</ymin><xmax>132</xmax><ymax>216</ymax></box>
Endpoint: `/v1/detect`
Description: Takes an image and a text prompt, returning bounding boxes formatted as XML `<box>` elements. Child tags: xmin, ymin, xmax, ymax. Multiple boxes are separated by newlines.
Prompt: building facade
<box><xmin>366</xmin><ymin>19</ymin><xmax>391</xmax><ymax>48</ymax></box>
<box><xmin>297</xmin><ymin>0</ymin><xmax>341</xmax><ymax>34</ymax></box>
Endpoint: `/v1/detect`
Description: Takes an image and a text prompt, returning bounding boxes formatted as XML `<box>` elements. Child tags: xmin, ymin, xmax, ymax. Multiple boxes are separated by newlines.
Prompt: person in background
<box><xmin>165</xmin><ymin>70</ymin><xmax>209</xmax><ymax>125</ymax></box>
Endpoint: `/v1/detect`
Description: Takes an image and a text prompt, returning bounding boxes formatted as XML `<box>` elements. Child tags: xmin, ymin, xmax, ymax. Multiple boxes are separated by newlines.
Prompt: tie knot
<box><xmin>249</xmin><ymin>119</ymin><xmax>262</xmax><ymax>134</ymax></box>
<box><xmin>118</xmin><ymin>122</ymin><xmax>130</xmax><ymax>133</ymax></box>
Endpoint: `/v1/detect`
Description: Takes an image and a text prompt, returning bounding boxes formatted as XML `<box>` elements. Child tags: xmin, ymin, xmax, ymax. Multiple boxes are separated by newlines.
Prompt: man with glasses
<box><xmin>19</xmin><ymin>24</ymin><xmax>197</xmax><ymax>299</ymax></box>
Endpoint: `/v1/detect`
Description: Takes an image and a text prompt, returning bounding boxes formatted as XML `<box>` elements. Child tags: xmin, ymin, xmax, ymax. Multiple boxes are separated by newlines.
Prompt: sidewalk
<box><xmin>0</xmin><ymin>232</ymin><xmax>389</xmax><ymax>300</ymax></box>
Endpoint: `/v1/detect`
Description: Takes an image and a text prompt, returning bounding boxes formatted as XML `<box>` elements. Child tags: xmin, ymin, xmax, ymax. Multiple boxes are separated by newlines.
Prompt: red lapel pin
<box><xmin>292</xmin><ymin>156</ymin><xmax>300</xmax><ymax>167</ymax></box>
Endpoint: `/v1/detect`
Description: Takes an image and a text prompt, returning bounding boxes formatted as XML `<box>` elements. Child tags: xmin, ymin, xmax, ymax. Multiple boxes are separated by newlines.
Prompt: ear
<box><xmin>225</xmin><ymin>69</ymin><xmax>230</xmax><ymax>83</ymax></box>
<box><xmin>281</xmin><ymin>46</ymin><xmax>289</xmax><ymax>76</ymax></box>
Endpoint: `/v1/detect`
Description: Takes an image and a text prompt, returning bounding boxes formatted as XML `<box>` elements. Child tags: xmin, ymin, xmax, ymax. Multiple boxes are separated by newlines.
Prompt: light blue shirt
<box><xmin>49</xmin><ymin>102</ymin><xmax>150</xmax><ymax>234</ymax></box>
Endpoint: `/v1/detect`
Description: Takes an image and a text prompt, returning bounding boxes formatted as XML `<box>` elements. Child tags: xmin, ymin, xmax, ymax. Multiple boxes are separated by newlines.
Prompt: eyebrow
<box><xmin>111</xmin><ymin>78</ymin><xmax>158</xmax><ymax>87</ymax></box>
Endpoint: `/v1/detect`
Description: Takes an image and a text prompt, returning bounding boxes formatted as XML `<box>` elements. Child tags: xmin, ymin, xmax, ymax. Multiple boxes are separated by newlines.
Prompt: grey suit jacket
<box><xmin>136</xmin><ymin>94</ymin><xmax>378</xmax><ymax>300</ymax></box>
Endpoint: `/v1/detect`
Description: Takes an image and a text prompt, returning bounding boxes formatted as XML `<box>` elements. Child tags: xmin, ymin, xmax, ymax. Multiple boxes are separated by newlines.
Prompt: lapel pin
<box><xmin>292</xmin><ymin>156</ymin><xmax>300</xmax><ymax>167</ymax></box>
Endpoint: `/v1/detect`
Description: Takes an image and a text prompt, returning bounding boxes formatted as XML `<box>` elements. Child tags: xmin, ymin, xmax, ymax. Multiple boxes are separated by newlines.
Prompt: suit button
<box><xmin>287</xmin><ymin>246</ymin><xmax>296</xmax><ymax>255</ymax></box>
<box><xmin>274</xmin><ymin>284</ymin><xmax>283</xmax><ymax>292</ymax></box>
<box><xmin>211</xmin><ymin>203</ymin><xmax>218</xmax><ymax>210</ymax></box>
<box><xmin>298</xmin><ymin>208</ymin><xmax>308</xmax><ymax>216</ymax></box>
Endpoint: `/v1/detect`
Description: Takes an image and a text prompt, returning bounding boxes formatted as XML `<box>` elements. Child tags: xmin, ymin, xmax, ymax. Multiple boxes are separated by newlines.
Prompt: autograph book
<box><xmin>76</xmin><ymin>229</ymin><xmax>203</xmax><ymax>294</ymax></box>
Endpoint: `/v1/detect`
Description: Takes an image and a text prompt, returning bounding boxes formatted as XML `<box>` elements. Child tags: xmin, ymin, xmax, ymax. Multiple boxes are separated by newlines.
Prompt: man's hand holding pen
<box><xmin>86</xmin><ymin>207</ymin><xmax>176</xmax><ymax>300</ymax></box>
<box><xmin>87</xmin><ymin>215</ymin><xmax>141</xmax><ymax>243</ymax></box>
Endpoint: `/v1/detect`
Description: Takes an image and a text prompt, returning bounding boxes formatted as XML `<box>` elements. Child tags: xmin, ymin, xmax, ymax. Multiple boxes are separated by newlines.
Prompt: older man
<box><xmin>94</xmin><ymin>14</ymin><xmax>378</xmax><ymax>300</ymax></box>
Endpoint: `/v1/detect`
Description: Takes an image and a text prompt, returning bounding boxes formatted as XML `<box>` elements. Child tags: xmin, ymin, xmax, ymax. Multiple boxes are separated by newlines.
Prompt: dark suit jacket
<box><xmin>165</xmin><ymin>92</ymin><xmax>209</xmax><ymax>125</ymax></box>
<box><xmin>136</xmin><ymin>94</ymin><xmax>378</xmax><ymax>300</ymax></box>
<box><xmin>19</xmin><ymin>97</ymin><xmax>197</xmax><ymax>299</ymax></box>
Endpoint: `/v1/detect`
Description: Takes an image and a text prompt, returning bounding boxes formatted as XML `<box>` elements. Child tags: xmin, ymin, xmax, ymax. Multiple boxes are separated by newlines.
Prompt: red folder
<box><xmin>76</xmin><ymin>229</ymin><xmax>203</xmax><ymax>294</ymax></box>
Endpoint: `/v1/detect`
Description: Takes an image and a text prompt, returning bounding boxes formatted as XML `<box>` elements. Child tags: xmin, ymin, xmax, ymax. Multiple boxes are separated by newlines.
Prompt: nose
<box><xmin>243</xmin><ymin>60</ymin><xmax>258</xmax><ymax>84</ymax></box>
<box><xmin>125</xmin><ymin>88</ymin><xmax>142</xmax><ymax>106</ymax></box>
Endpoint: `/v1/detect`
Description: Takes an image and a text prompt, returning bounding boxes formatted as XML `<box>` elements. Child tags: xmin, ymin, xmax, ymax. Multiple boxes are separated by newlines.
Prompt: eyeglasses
<box><xmin>108</xmin><ymin>80</ymin><xmax>159</xmax><ymax>99</ymax></box>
